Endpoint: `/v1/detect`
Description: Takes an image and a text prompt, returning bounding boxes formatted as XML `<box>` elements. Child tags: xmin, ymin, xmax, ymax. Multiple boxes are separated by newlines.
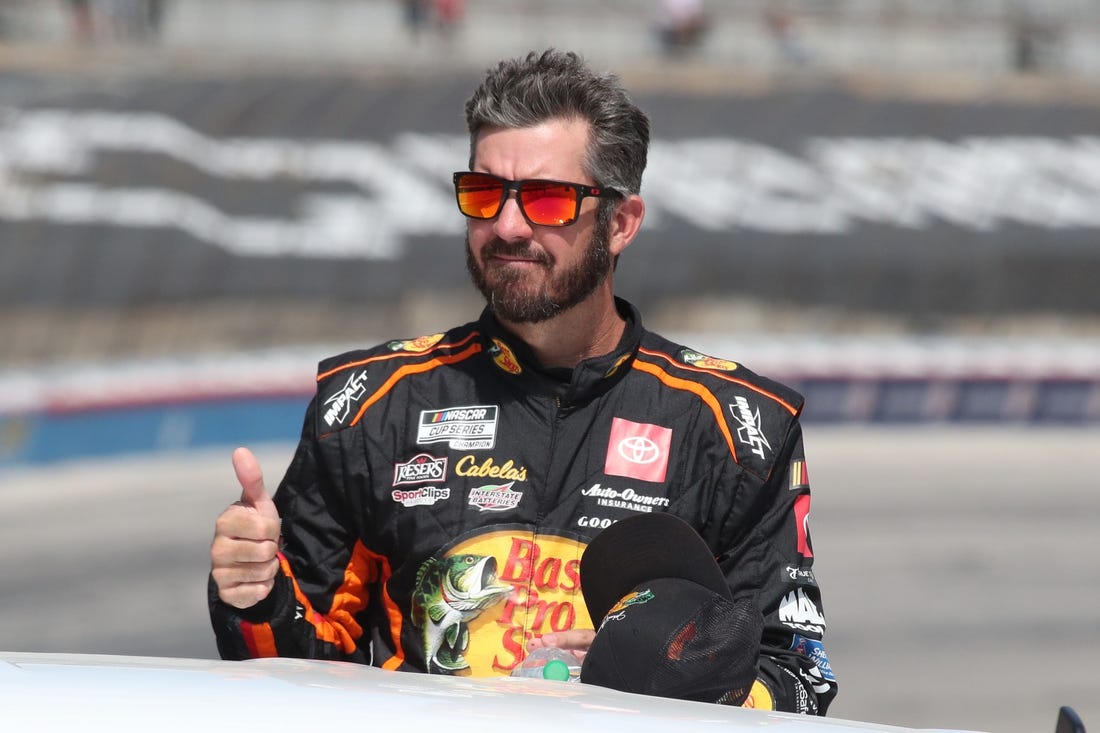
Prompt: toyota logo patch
<box><xmin>617</xmin><ymin>435</ymin><xmax>660</xmax><ymax>465</ymax></box>
<box><xmin>604</xmin><ymin>417</ymin><xmax>673</xmax><ymax>483</ymax></box>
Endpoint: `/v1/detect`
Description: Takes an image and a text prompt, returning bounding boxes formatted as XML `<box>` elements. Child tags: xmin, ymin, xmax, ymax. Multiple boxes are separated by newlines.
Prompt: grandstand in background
<box><xmin>1</xmin><ymin>0</ymin><xmax>1100</xmax><ymax>79</ymax></box>
<box><xmin>1</xmin><ymin>0</ymin><xmax>1099</xmax><ymax>455</ymax></box>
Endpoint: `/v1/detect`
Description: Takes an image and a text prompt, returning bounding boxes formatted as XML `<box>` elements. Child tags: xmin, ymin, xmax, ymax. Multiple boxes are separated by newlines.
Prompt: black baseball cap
<box><xmin>579</xmin><ymin>513</ymin><xmax>762</xmax><ymax>705</ymax></box>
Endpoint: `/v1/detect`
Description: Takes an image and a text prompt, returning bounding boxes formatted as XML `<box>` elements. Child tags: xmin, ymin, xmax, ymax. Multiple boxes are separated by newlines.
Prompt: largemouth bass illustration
<box><xmin>411</xmin><ymin>553</ymin><xmax>514</xmax><ymax>674</ymax></box>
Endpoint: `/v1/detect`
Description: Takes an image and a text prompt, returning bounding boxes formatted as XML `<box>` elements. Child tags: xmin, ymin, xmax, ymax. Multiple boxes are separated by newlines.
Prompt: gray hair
<box><xmin>464</xmin><ymin>49</ymin><xmax>650</xmax><ymax>197</ymax></box>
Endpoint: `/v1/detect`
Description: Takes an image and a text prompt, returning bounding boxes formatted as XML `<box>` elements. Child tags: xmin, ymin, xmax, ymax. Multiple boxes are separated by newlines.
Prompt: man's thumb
<box><xmin>232</xmin><ymin>446</ymin><xmax>277</xmax><ymax>517</ymax></box>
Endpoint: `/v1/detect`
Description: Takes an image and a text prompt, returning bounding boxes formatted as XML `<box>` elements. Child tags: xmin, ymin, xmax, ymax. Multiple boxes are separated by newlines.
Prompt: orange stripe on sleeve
<box><xmin>316</xmin><ymin>332</ymin><xmax>481</xmax><ymax>383</ymax></box>
<box><xmin>241</xmin><ymin>620</ymin><xmax>278</xmax><ymax>658</ymax></box>
<box><xmin>276</xmin><ymin>543</ymin><xmax>405</xmax><ymax>665</ymax></box>
<box><xmin>631</xmin><ymin>358</ymin><xmax>740</xmax><ymax>464</ymax></box>
<box><xmin>637</xmin><ymin>347</ymin><xmax>799</xmax><ymax>416</ymax></box>
<box><xmin>353</xmin><ymin>548</ymin><xmax>406</xmax><ymax>671</ymax></box>
<box><xmin>279</xmin><ymin>550</ymin><xmax>369</xmax><ymax>655</ymax></box>
<box><xmin>346</xmin><ymin>343</ymin><xmax>483</xmax><ymax>428</ymax></box>
<box><xmin>324</xmin><ymin>542</ymin><xmax>381</xmax><ymax>649</ymax></box>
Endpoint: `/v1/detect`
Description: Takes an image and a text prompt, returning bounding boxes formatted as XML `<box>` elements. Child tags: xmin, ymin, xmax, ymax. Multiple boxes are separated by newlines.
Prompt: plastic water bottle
<box><xmin>510</xmin><ymin>647</ymin><xmax>581</xmax><ymax>682</ymax></box>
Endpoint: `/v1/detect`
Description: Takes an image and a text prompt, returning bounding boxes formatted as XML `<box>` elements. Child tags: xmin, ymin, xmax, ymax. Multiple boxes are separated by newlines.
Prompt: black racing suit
<box><xmin>209</xmin><ymin>298</ymin><xmax>837</xmax><ymax>714</ymax></box>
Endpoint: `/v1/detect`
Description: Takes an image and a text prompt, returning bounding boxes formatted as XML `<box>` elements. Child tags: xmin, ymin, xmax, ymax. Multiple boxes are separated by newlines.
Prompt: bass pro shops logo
<box><xmin>410</xmin><ymin>530</ymin><xmax>593</xmax><ymax>677</ymax></box>
<box><xmin>488</xmin><ymin>338</ymin><xmax>522</xmax><ymax>375</ymax></box>
<box><xmin>387</xmin><ymin>333</ymin><xmax>444</xmax><ymax>353</ymax></box>
<box><xmin>679</xmin><ymin>348</ymin><xmax>738</xmax><ymax>372</ymax></box>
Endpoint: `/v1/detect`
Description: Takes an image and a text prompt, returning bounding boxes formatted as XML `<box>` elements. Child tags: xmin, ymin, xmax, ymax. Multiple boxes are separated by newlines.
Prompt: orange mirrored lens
<box><xmin>519</xmin><ymin>182</ymin><xmax>578</xmax><ymax>226</ymax></box>
<box><xmin>456</xmin><ymin>174</ymin><xmax>505</xmax><ymax>219</ymax></box>
<box><xmin>456</xmin><ymin>174</ymin><xmax>582</xmax><ymax>226</ymax></box>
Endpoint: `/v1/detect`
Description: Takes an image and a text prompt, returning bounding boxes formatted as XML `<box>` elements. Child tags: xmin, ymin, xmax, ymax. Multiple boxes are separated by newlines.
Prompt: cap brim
<box><xmin>580</xmin><ymin>513</ymin><xmax>731</xmax><ymax>626</ymax></box>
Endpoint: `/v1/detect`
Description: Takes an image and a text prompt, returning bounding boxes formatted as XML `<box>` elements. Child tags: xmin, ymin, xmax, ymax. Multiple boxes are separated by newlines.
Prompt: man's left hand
<box><xmin>526</xmin><ymin>629</ymin><xmax>595</xmax><ymax>660</ymax></box>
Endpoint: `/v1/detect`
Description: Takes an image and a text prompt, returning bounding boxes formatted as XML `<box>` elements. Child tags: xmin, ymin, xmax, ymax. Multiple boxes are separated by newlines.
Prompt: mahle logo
<box><xmin>779</xmin><ymin>588</ymin><xmax>826</xmax><ymax>634</ymax></box>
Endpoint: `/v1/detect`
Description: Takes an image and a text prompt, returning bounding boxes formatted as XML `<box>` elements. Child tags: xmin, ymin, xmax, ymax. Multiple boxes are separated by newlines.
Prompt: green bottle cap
<box><xmin>541</xmin><ymin>658</ymin><xmax>571</xmax><ymax>682</ymax></box>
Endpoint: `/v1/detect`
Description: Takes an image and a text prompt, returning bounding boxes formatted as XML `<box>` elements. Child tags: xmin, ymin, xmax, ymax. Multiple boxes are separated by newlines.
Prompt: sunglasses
<box><xmin>453</xmin><ymin>171</ymin><xmax>619</xmax><ymax>227</ymax></box>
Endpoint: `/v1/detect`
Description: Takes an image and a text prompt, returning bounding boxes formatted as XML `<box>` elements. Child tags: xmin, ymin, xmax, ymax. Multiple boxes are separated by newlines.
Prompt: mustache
<box><xmin>481</xmin><ymin>239</ymin><xmax>553</xmax><ymax>266</ymax></box>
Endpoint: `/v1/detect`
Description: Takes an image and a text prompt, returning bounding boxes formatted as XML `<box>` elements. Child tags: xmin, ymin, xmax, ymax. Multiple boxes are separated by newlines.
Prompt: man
<box><xmin>209</xmin><ymin>49</ymin><xmax>836</xmax><ymax>714</ymax></box>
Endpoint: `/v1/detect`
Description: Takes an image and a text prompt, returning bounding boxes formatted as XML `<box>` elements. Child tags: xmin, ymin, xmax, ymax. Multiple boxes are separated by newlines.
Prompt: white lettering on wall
<box><xmin>3</xmin><ymin>109</ymin><xmax>1099</xmax><ymax>259</ymax></box>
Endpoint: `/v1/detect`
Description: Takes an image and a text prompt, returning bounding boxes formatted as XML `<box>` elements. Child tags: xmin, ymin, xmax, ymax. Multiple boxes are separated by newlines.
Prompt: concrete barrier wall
<box><xmin>3</xmin><ymin>336</ymin><xmax>1098</xmax><ymax>466</ymax></box>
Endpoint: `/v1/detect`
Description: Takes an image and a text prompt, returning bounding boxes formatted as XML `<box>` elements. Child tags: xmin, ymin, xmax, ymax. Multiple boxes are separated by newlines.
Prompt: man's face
<box><xmin>464</xmin><ymin>119</ymin><xmax>615</xmax><ymax>324</ymax></box>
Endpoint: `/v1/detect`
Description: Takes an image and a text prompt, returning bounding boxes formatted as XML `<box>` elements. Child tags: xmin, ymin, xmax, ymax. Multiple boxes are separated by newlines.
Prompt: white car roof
<box><xmin>0</xmin><ymin>651</ymin><xmax>981</xmax><ymax>733</ymax></box>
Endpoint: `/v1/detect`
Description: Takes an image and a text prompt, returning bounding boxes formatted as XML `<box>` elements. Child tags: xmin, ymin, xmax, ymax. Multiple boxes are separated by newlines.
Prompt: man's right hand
<box><xmin>210</xmin><ymin>447</ymin><xmax>283</xmax><ymax>609</ymax></box>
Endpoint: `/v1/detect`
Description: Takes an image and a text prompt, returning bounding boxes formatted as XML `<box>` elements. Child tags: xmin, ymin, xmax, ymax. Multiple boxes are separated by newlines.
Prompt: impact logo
<box><xmin>730</xmin><ymin>396</ymin><xmax>771</xmax><ymax>460</ymax></box>
<box><xmin>468</xmin><ymin>482</ymin><xmax>523</xmax><ymax>512</ymax></box>
<box><xmin>322</xmin><ymin>370</ymin><xmax>368</xmax><ymax>427</ymax></box>
<box><xmin>779</xmin><ymin>588</ymin><xmax>826</xmax><ymax>634</ymax></box>
<box><xmin>417</xmin><ymin>405</ymin><xmax>498</xmax><ymax>450</ymax></box>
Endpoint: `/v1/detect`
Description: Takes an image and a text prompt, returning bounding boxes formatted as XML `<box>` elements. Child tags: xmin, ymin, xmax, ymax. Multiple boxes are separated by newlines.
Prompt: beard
<box><xmin>465</xmin><ymin>214</ymin><xmax>613</xmax><ymax>324</ymax></box>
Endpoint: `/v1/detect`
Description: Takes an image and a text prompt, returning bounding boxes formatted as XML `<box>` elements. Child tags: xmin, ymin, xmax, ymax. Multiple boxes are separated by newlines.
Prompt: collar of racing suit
<box><xmin>476</xmin><ymin>296</ymin><xmax>644</xmax><ymax>407</ymax></box>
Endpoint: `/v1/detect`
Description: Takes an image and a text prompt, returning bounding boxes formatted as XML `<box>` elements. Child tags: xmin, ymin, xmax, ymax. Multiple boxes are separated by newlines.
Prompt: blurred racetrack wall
<box><xmin>2</xmin><ymin>0</ymin><xmax>1100</xmax><ymax>465</ymax></box>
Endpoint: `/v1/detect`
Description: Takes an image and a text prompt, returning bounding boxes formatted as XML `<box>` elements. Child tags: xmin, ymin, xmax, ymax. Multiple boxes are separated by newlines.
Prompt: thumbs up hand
<box><xmin>210</xmin><ymin>447</ymin><xmax>283</xmax><ymax>609</ymax></box>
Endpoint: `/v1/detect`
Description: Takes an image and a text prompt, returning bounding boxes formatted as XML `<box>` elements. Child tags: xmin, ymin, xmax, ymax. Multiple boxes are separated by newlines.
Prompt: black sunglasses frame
<box><xmin>453</xmin><ymin>171</ymin><xmax>620</xmax><ymax>227</ymax></box>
